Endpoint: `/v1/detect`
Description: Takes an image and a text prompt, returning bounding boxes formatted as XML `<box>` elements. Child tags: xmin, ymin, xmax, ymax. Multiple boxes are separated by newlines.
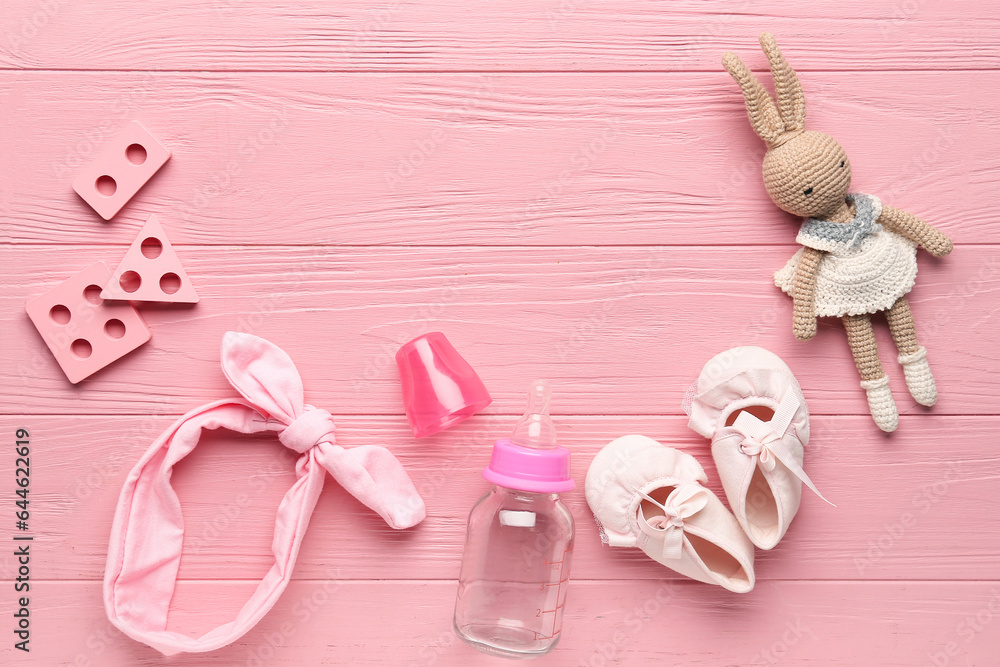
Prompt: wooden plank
<box><xmin>3</xmin><ymin>580</ymin><xmax>998</xmax><ymax>665</ymax></box>
<box><xmin>1</xmin><ymin>245</ymin><xmax>995</xmax><ymax>416</ymax></box>
<box><xmin>1</xmin><ymin>0</ymin><xmax>999</xmax><ymax>71</ymax></box>
<box><xmin>3</xmin><ymin>414</ymin><xmax>998</xmax><ymax>582</ymax></box>
<box><xmin>0</xmin><ymin>71</ymin><xmax>994</xmax><ymax>245</ymax></box>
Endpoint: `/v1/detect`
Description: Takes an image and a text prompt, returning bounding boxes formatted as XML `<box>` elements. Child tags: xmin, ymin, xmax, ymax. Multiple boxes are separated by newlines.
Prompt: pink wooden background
<box><xmin>2</xmin><ymin>1</ymin><xmax>999</xmax><ymax>665</ymax></box>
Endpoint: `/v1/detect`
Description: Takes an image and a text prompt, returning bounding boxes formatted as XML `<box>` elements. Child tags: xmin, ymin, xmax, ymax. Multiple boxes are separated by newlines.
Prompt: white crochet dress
<box><xmin>774</xmin><ymin>193</ymin><xmax>917</xmax><ymax>317</ymax></box>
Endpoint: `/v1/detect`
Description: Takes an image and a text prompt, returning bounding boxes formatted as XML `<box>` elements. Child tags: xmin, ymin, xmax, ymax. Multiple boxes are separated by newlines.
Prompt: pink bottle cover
<box><xmin>101</xmin><ymin>214</ymin><xmax>199</xmax><ymax>303</ymax></box>
<box><xmin>24</xmin><ymin>261</ymin><xmax>151</xmax><ymax>383</ymax></box>
<box><xmin>396</xmin><ymin>332</ymin><xmax>492</xmax><ymax>438</ymax></box>
<box><xmin>72</xmin><ymin>121</ymin><xmax>170</xmax><ymax>220</ymax></box>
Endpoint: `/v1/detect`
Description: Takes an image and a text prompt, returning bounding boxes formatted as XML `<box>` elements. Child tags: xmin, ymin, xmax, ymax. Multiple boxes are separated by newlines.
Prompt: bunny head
<box><xmin>723</xmin><ymin>34</ymin><xmax>852</xmax><ymax>219</ymax></box>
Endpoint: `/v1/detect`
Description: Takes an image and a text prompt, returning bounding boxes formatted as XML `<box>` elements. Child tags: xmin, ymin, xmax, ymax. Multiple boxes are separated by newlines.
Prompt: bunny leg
<box><xmin>843</xmin><ymin>313</ymin><xmax>898</xmax><ymax>432</ymax></box>
<box><xmin>886</xmin><ymin>296</ymin><xmax>937</xmax><ymax>406</ymax></box>
<box><xmin>843</xmin><ymin>314</ymin><xmax>884</xmax><ymax>381</ymax></box>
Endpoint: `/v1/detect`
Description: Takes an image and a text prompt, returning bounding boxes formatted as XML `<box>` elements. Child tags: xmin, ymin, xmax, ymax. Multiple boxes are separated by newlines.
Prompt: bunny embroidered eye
<box><xmin>803</xmin><ymin>187</ymin><xmax>813</xmax><ymax>195</ymax></box>
<box><xmin>840</xmin><ymin>160</ymin><xmax>845</xmax><ymax>168</ymax></box>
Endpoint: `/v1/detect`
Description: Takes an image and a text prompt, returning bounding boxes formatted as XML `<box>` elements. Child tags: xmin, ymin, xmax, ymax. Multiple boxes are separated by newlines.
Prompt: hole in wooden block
<box><xmin>104</xmin><ymin>319</ymin><xmax>126</xmax><ymax>339</ymax></box>
<box><xmin>71</xmin><ymin>339</ymin><xmax>93</xmax><ymax>359</ymax></box>
<box><xmin>119</xmin><ymin>271</ymin><xmax>142</xmax><ymax>293</ymax></box>
<box><xmin>84</xmin><ymin>284</ymin><xmax>104</xmax><ymax>304</ymax></box>
<box><xmin>140</xmin><ymin>237</ymin><xmax>163</xmax><ymax>259</ymax></box>
<box><xmin>126</xmin><ymin>143</ymin><xmax>147</xmax><ymax>165</ymax></box>
<box><xmin>159</xmin><ymin>272</ymin><xmax>181</xmax><ymax>295</ymax></box>
<box><xmin>95</xmin><ymin>175</ymin><xmax>117</xmax><ymax>197</ymax></box>
<box><xmin>49</xmin><ymin>304</ymin><xmax>71</xmax><ymax>325</ymax></box>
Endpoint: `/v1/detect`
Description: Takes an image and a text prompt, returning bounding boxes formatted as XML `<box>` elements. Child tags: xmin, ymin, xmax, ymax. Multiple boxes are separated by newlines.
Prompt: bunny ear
<box><xmin>221</xmin><ymin>331</ymin><xmax>305</xmax><ymax>424</ymax></box>
<box><xmin>316</xmin><ymin>444</ymin><xmax>427</xmax><ymax>529</ymax></box>
<box><xmin>759</xmin><ymin>33</ymin><xmax>805</xmax><ymax>132</ymax></box>
<box><xmin>722</xmin><ymin>50</ymin><xmax>784</xmax><ymax>145</ymax></box>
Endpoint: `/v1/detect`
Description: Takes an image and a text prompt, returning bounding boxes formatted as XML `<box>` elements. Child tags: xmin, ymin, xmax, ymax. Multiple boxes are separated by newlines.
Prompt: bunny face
<box><xmin>723</xmin><ymin>35</ymin><xmax>856</xmax><ymax>221</ymax></box>
<box><xmin>763</xmin><ymin>131</ymin><xmax>852</xmax><ymax>218</ymax></box>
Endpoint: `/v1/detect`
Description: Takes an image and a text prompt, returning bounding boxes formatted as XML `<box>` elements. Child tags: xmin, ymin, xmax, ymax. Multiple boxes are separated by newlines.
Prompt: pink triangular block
<box><xmin>101</xmin><ymin>215</ymin><xmax>199</xmax><ymax>303</ymax></box>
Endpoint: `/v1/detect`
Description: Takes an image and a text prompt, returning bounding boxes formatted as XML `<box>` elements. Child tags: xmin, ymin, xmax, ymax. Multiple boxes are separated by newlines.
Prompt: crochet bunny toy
<box><xmin>721</xmin><ymin>34</ymin><xmax>953</xmax><ymax>432</ymax></box>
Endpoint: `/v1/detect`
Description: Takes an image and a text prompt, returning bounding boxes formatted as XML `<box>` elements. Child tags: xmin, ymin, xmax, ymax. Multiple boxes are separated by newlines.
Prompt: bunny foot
<box><xmin>898</xmin><ymin>346</ymin><xmax>937</xmax><ymax>407</ymax></box>
<box><xmin>860</xmin><ymin>375</ymin><xmax>898</xmax><ymax>432</ymax></box>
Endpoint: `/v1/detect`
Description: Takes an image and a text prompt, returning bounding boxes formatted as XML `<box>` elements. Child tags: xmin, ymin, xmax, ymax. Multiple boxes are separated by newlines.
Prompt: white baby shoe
<box><xmin>586</xmin><ymin>434</ymin><xmax>755</xmax><ymax>593</ymax></box>
<box><xmin>683</xmin><ymin>347</ymin><xmax>831</xmax><ymax>550</ymax></box>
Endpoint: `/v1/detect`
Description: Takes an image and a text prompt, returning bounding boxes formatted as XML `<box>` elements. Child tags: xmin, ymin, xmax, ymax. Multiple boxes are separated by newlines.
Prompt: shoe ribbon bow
<box><xmin>104</xmin><ymin>332</ymin><xmax>426</xmax><ymax>656</ymax></box>
<box><xmin>731</xmin><ymin>387</ymin><xmax>833</xmax><ymax>506</ymax></box>
<box><xmin>635</xmin><ymin>483</ymin><xmax>709</xmax><ymax>560</ymax></box>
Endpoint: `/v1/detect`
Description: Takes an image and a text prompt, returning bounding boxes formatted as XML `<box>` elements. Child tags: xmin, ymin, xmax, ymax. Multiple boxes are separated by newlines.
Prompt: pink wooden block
<box><xmin>101</xmin><ymin>214</ymin><xmax>199</xmax><ymax>303</ymax></box>
<box><xmin>24</xmin><ymin>262</ymin><xmax>151</xmax><ymax>384</ymax></box>
<box><xmin>71</xmin><ymin>121</ymin><xmax>170</xmax><ymax>220</ymax></box>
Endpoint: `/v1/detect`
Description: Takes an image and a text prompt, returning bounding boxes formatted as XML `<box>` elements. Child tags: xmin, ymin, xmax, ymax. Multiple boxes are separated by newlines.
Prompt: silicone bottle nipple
<box><xmin>510</xmin><ymin>380</ymin><xmax>557</xmax><ymax>450</ymax></box>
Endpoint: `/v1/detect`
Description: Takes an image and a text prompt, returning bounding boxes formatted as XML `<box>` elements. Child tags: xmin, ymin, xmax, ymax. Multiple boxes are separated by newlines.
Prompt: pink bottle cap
<box><xmin>483</xmin><ymin>439</ymin><xmax>574</xmax><ymax>494</ymax></box>
<box><xmin>396</xmin><ymin>332</ymin><xmax>492</xmax><ymax>438</ymax></box>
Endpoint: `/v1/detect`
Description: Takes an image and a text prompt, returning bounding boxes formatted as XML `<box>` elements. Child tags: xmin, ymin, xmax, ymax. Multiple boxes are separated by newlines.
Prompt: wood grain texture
<box><xmin>1</xmin><ymin>414</ymin><xmax>997</xmax><ymax>583</ymax></box>
<box><xmin>1</xmin><ymin>580</ymin><xmax>998</xmax><ymax>666</ymax></box>
<box><xmin>2</xmin><ymin>2</ymin><xmax>999</xmax><ymax>663</ymax></box>
<box><xmin>0</xmin><ymin>71</ymin><xmax>994</xmax><ymax>246</ymax></box>
<box><xmin>2</xmin><ymin>0</ymin><xmax>999</xmax><ymax>71</ymax></box>
<box><xmin>2</xmin><ymin>245</ymin><xmax>994</xmax><ymax>416</ymax></box>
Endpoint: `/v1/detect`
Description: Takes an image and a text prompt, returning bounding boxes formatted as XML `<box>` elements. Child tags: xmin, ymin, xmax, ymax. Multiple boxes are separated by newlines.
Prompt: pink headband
<box><xmin>103</xmin><ymin>332</ymin><xmax>426</xmax><ymax>655</ymax></box>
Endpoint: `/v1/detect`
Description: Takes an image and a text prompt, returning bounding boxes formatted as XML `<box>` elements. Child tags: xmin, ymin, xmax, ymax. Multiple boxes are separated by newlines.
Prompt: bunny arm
<box><xmin>877</xmin><ymin>204</ymin><xmax>954</xmax><ymax>258</ymax></box>
<box><xmin>791</xmin><ymin>245</ymin><xmax>824</xmax><ymax>341</ymax></box>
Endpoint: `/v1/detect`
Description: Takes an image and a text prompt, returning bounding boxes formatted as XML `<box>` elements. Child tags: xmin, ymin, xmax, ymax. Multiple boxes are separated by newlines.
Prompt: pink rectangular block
<box><xmin>71</xmin><ymin>121</ymin><xmax>170</xmax><ymax>220</ymax></box>
<box><xmin>24</xmin><ymin>262</ymin><xmax>151</xmax><ymax>384</ymax></box>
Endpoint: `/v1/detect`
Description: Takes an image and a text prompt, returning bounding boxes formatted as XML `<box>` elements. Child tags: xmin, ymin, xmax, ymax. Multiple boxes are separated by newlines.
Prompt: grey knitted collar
<box><xmin>797</xmin><ymin>193</ymin><xmax>882</xmax><ymax>252</ymax></box>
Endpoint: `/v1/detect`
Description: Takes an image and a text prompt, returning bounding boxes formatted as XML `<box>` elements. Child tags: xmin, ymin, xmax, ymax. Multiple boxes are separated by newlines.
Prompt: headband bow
<box><xmin>104</xmin><ymin>332</ymin><xmax>426</xmax><ymax>656</ymax></box>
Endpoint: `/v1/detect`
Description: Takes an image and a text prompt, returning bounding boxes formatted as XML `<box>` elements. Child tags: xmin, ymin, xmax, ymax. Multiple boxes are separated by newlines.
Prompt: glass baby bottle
<box><xmin>454</xmin><ymin>380</ymin><xmax>575</xmax><ymax>659</ymax></box>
